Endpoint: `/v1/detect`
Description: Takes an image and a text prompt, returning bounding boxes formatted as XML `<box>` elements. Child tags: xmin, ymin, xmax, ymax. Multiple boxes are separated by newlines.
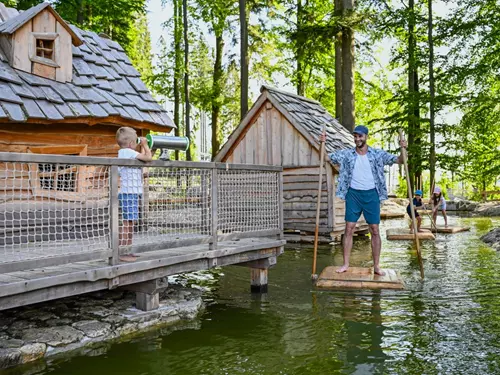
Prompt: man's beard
<box><xmin>355</xmin><ymin>140</ymin><xmax>366</xmax><ymax>149</ymax></box>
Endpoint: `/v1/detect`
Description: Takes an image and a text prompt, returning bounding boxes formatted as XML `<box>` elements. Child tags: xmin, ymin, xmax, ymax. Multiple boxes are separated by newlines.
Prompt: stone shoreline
<box><xmin>0</xmin><ymin>283</ymin><xmax>204</xmax><ymax>370</ymax></box>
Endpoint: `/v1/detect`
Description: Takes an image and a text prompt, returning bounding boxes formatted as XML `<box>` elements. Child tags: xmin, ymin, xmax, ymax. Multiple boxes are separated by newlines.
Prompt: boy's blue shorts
<box><xmin>345</xmin><ymin>188</ymin><xmax>380</xmax><ymax>225</ymax></box>
<box><xmin>118</xmin><ymin>193</ymin><xmax>140</xmax><ymax>221</ymax></box>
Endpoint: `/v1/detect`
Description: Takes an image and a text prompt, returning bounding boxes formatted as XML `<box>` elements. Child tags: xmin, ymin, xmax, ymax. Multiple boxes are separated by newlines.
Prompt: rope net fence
<box><xmin>0</xmin><ymin>155</ymin><xmax>281</xmax><ymax>265</ymax></box>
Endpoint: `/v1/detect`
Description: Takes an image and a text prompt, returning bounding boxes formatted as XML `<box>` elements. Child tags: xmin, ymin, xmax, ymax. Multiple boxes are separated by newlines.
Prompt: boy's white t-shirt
<box><xmin>118</xmin><ymin>148</ymin><xmax>142</xmax><ymax>194</ymax></box>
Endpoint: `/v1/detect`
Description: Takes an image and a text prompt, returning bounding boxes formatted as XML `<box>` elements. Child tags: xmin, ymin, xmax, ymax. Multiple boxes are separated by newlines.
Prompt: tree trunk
<box><xmin>239</xmin><ymin>0</ymin><xmax>249</xmax><ymax>120</ymax></box>
<box><xmin>173</xmin><ymin>0</ymin><xmax>182</xmax><ymax>160</ymax></box>
<box><xmin>77</xmin><ymin>0</ymin><xmax>84</xmax><ymax>25</ymax></box>
<box><xmin>211</xmin><ymin>34</ymin><xmax>224</xmax><ymax>158</ymax></box>
<box><xmin>334</xmin><ymin>0</ymin><xmax>342</xmax><ymax>121</ymax></box>
<box><xmin>341</xmin><ymin>0</ymin><xmax>355</xmax><ymax>132</ymax></box>
<box><xmin>183</xmin><ymin>0</ymin><xmax>191</xmax><ymax>161</ymax></box>
<box><xmin>428</xmin><ymin>0</ymin><xmax>436</xmax><ymax>194</ymax></box>
<box><xmin>407</xmin><ymin>0</ymin><xmax>417</xmax><ymax>192</ymax></box>
<box><xmin>296</xmin><ymin>0</ymin><xmax>305</xmax><ymax>96</ymax></box>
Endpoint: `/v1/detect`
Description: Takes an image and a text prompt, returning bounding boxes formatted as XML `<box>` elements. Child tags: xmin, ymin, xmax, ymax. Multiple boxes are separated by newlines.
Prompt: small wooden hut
<box><xmin>215</xmin><ymin>86</ymin><xmax>368</xmax><ymax>240</ymax></box>
<box><xmin>0</xmin><ymin>2</ymin><xmax>173</xmax><ymax>203</ymax></box>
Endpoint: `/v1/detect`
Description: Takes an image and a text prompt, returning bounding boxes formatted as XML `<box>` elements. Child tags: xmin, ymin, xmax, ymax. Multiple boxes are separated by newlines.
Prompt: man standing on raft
<box><xmin>325</xmin><ymin>125</ymin><xmax>407</xmax><ymax>276</ymax></box>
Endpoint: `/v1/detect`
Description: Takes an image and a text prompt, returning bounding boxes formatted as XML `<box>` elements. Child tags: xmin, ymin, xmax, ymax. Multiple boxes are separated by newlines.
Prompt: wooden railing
<box><xmin>0</xmin><ymin>152</ymin><xmax>283</xmax><ymax>273</ymax></box>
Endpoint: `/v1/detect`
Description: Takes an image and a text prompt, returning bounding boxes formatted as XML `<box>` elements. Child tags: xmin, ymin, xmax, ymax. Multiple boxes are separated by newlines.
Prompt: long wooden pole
<box><xmin>399</xmin><ymin>130</ymin><xmax>424</xmax><ymax>279</ymax></box>
<box><xmin>312</xmin><ymin>125</ymin><xmax>327</xmax><ymax>280</ymax></box>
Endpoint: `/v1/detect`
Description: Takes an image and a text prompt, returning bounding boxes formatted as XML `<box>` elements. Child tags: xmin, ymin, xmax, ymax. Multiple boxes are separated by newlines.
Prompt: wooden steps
<box><xmin>386</xmin><ymin>228</ymin><xmax>435</xmax><ymax>240</ymax></box>
<box><xmin>421</xmin><ymin>226</ymin><xmax>470</xmax><ymax>234</ymax></box>
<box><xmin>315</xmin><ymin>266</ymin><xmax>404</xmax><ymax>290</ymax></box>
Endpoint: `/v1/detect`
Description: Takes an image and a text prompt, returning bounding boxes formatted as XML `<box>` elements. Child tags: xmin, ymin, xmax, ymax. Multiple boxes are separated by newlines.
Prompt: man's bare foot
<box><xmin>336</xmin><ymin>265</ymin><xmax>349</xmax><ymax>273</ymax></box>
<box><xmin>374</xmin><ymin>268</ymin><xmax>385</xmax><ymax>276</ymax></box>
<box><xmin>120</xmin><ymin>254</ymin><xmax>138</xmax><ymax>262</ymax></box>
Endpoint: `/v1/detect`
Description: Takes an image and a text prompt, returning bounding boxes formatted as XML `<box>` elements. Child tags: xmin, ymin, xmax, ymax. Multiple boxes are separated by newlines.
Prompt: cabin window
<box><xmin>27</xmin><ymin>145</ymin><xmax>88</xmax><ymax>200</ymax></box>
<box><xmin>29</xmin><ymin>32</ymin><xmax>59</xmax><ymax>68</ymax></box>
<box><xmin>35</xmin><ymin>39</ymin><xmax>55</xmax><ymax>61</ymax></box>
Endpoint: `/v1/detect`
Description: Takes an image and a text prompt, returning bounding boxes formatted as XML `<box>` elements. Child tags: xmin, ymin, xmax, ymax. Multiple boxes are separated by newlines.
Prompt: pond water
<box><xmin>4</xmin><ymin>215</ymin><xmax>500</xmax><ymax>375</ymax></box>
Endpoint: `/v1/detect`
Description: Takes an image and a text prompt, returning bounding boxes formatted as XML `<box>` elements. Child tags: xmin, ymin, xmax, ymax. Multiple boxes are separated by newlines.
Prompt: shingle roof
<box><xmin>0</xmin><ymin>3</ymin><xmax>173</xmax><ymax>129</ymax></box>
<box><xmin>262</xmin><ymin>85</ymin><xmax>353</xmax><ymax>154</ymax></box>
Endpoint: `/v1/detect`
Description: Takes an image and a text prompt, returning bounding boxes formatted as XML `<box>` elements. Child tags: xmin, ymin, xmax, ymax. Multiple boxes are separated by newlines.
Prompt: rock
<box><xmin>19</xmin><ymin>343</ymin><xmax>46</xmax><ymax>362</ymax></box>
<box><xmin>476</xmin><ymin>204</ymin><xmax>500</xmax><ymax>217</ymax></box>
<box><xmin>0</xmin><ymin>316</ymin><xmax>15</xmax><ymax>330</ymax></box>
<box><xmin>31</xmin><ymin>312</ymin><xmax>58</xmax><ymax>322</ymax></box>
<box><xmin>72</xmin><ymin>321</ymin><xmax>111</xmax><ymax>338</ymax></box>
<box><xmin>0</xmin><ymin>338</ymin><xmax>24</xmax><ymax>349</ymax></box>
<box><xmin>0</xmin><ymin>348</ymin><xmax>22</xmax><ymax>369</ymax></box>
<box><xmin>102</xmin><ymin>314</ymin><xmax>127</xmax><ymax>326</ymax></box>
<box><xmin>45</xmin><ymin>318</ymin><xmax>73</xmax><ymax>327</ymax></box>
<box><xmin>8</xmin><ymin>320</ymin><xmax>36</xmax><ymax>336</ymax></box>
<box><xmin>21</xmin><ymin>326</ymin><xmax>84</xmax><ymax>347</ymax></box>
<box><xmin>85</xmin><ymin>306</ymin><xmax>113</xmax><ymax>318</ymax></box>
<box><xmin>481</xmin><ymin>228</ymin><xmax>500</xmax><ymax>250</ymax></box>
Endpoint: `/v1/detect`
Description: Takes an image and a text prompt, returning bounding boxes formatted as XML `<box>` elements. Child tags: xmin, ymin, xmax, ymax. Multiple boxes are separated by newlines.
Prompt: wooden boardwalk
<box><xmin>0</xmin><ymin>152</ymin><xmax>285</xmax><ymax>311</ymax></box>
<box><xmin>0</xmin><ymin>237</ymin><xmax>284</xmax><ymax>310</ymax></box>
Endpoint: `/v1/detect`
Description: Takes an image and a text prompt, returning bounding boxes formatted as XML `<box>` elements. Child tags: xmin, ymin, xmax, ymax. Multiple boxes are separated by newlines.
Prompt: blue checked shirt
<box><xmin>328</xmin><ymin>147</ymin><xmax>398</xmax><ymax>202</ymax></box>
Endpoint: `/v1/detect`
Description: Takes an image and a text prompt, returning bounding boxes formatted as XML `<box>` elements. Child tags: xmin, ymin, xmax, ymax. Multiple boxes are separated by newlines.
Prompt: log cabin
<box><xmin>0</xmin><ymin>2</ymin><xmax>174</xmax><ymax>203</ymax></box>
<box><xmin>215</xmin><ymin>86</ymin><xmax>368</xmax><ymax>241</ymax></box>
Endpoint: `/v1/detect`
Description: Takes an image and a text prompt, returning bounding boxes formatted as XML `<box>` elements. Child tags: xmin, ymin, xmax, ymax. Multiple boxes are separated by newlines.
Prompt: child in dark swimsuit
<box><xmin>406</xmin><ymin>190</ymin><xmax>424</xmax><ymax>232</ymax></box>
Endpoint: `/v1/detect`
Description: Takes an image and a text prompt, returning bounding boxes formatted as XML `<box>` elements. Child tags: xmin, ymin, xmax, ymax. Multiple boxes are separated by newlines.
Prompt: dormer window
<box><xmin>30</xmin><ymin>32</ymin><xmax>59</xmax><ymax>68</ymax></box>
<box><xmin>36</xmin><ymin>39</ymin><xmax>54</xmax><ymax>60</ymax></box>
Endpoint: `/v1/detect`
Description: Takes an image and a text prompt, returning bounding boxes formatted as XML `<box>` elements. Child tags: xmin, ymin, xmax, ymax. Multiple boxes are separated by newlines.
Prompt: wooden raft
<box><xmin>421</xmin><ymin>226</ymin><xmax>470</xmax><ymax>234</ymax></box>
<box><xmin>380</xmin><ymin>211</ymin><xmax>405</xmax><ymax>219</ymax></box>
<box><xmin>386</xmin><ymin>228</ymin><xmax>435</xmax><ymax>240</ymax></box>
<box><xmin>315</xmin><ymin>266</ymin><xmax>404</xmax><ymax>290</ymax></box>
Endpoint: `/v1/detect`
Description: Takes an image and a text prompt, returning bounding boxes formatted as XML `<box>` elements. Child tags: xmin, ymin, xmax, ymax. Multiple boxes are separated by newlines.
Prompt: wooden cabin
<box><xmin>215</xmin><ymin>86</ymin><xmax>368</xmax><ymax>240</ymax></box>
<box><xmin>0</xmin><ymin>2</ymin><xmax>173</xmax><ymax>203</ymax></box>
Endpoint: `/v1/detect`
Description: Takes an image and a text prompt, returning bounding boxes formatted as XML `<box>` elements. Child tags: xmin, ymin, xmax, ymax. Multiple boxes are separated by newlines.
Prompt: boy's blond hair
<box><xmin>116</xmin><ymin>127</ymin><xmax>137</xmax><ymax>148</ymax></box>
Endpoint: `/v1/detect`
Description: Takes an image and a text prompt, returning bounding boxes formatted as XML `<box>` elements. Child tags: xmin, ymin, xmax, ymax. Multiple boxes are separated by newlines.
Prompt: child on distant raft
<box><xmin>407</xmin><ymin>190</ymin><xmax>424</xmax><ymax>232</ymax></box>
<box><xmin>430</xmin><ymin>186</ymin><xmax>448</xmax><ymax>227</ymax></box>
<box><xmin>116</xmin><ymin>127</ymin><xmax>152</xmax><ymax>262</ymax></box>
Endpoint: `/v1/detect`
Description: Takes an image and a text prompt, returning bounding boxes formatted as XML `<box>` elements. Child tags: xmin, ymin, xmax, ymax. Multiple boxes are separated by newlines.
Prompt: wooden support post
<box><xmin>277</xmin><ymin>172</ymin><xmax>284</xmax><ymax>240</ymax></box>
<box><xmin>122</xmin><ymin>278</ymin><xmax>168</xmax><ymax>312</ymax></box>
<box><xmin>109</xmin><ymin>165</ymin><xmax>120</xmax><ymax>266</ymax></box>
<box><xmin>210</xmin><ymin>168</ymin><xmax>218</xmax><ymax>250</ymax></box>
<box><xmin>251</xmin><ymin>268</ymin><xmax>268</xmax><ymax>293</ymax></box>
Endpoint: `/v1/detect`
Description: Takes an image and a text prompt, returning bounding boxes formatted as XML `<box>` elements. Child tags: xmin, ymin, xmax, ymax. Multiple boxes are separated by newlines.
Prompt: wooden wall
<box><xmin>224</xmin><ymin>102</ymin><xmax>321</xmax><ymax>166</ymax></box>
<box><xmin>0</xmin><ymin>123</ymin><xmax>146</xmax><ymax>204</ymax></box>
<box><xmin>0</xmin><ymin>123</ymin><xmax>122</xmax><ymax>156</ymax></box>
<box><xmin>220</xmin><ymin>99</ymin><xmax>369</xmax><ymax>237</ymax></box>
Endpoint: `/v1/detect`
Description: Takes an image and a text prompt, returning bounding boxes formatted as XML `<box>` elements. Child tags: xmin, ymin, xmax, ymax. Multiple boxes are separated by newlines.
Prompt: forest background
<box><xmin>7</xmin><ymin>0</ymin><xmax>500</xmax><ymax>198</ymax></box>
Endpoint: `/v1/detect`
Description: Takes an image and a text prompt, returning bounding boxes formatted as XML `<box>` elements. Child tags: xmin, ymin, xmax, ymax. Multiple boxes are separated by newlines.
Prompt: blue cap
<box><xmin>353</xmin><ymin>125</ymin><xmax>369</xmax><ymax>135</ymax></box>
<box><xmin>415</xmin><ymin>190</ymin><xmax>423</xmax><ymax>196</ymax></box>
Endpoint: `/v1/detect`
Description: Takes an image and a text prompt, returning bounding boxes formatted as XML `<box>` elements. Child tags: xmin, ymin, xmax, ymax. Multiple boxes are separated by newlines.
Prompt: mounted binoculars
<box><xmin>138</xmin><ymin>134</ymin><xmax>190</xmax><ymax>160</ymax></box>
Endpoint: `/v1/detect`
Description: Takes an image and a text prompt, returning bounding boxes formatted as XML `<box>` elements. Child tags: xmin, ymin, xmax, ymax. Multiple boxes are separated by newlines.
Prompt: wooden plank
<box><xmin>32</xmin><ymin>62</ymin><xmax>56</xmax><ymax>80</ymax></box>
<box><xmin>245</xmin><ymin>124</ymin><xmax>254</xmax><ymax>163</ymax></box>
<box><xmin>386</xmin><ymin>228</ymin><xmax>435</xmax><ymax>241</ymax></box>
<box><xmin>297</xmin><ymin>134</ymin><xmax>310</xmax><ymax>166</ymax></box>
<box><xmin>283</xmin><ymin>182</ymin><xmax>327</xmax><ymax>191</ymax></box>
<box><xmin>284</xmin><ymin>202</ymin><xmax>329</xmax><ymax>211</ymax></box>
<box><xmin>285</xmin><ymin>210</ymin><xmax>328</xmax><ymax>219</ymax></box>
<box><xmin>271</xmin><ymin>108</ymin><xmax>281</xmax><ymax>165</ymax></box>
<box><xmin>283</xmin><ymin>174</ymin><xmax>326</xmax><ymax>183</ymax></box>
<box><xmin>12</xmin><ymin>20</ymin><xmax>31</xmax><ymax>72</ymax></box>
<box><xmin>265</xmin><ymin>105</ymin><xmax>273</xmax><ymax>165</ymax></box>
<box><xmin>282</xmin><ymin>118</ymin><xmax>295</xmax><ymax>164</ymax></box>
<box><xmin>257</xmin><ymin>111</ymin><xmax>266</xmax><ymax>164</ymax></box>
<box><xmin>32</xmin><ymin>9</ymin><xmax>56</xmax><ymax>33</ymax></box>
<box><xmin>283</xmin><ymin>166</ymin><xmax>321</xmax><ymax>175</ymax></box>
<box><xmin>56</xmin><ymin>22</ymin><xmax>72</xmax><ymax>82</ymax></box>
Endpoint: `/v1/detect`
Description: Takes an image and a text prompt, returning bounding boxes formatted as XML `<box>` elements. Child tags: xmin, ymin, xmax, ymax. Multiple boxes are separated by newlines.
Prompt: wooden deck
<box><xmin>315</xmin><ymin>266</ymin><xmax>405</xmax><ymax>290</ymax></box>
<box><xmin>0</xmin><ymin>153</ymin><xmax>285</xmax><ymax>311</ymax></box>
<box><xmin>0</xmin><ymin>237</ymin><xmax>285</xmax><ymax>311</ymax></box>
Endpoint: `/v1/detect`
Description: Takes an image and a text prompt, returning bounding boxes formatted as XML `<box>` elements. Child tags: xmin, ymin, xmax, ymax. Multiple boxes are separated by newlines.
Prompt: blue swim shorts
<box><xmin>345</xmin><ymin>188</ymin><xmax>380</xmax><ymax>225</ymax></box>
<box><xmin>118</xmin><ymin>193</ymin><xmax>140</xmax><ymax>221</ymax></box>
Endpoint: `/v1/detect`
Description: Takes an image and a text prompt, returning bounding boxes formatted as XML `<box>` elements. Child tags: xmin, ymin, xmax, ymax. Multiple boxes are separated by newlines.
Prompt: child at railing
<box><xmin>116</xmin><ymin>127</ymin><xmax>152</xmax><ymax>262</ymax></box>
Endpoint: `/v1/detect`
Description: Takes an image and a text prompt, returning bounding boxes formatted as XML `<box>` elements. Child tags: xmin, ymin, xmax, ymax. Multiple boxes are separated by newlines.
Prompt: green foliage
<box><xmin>395</xmin><ymin>175</ymin><xmax>408</xmax><ymax>199</ymax></box>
